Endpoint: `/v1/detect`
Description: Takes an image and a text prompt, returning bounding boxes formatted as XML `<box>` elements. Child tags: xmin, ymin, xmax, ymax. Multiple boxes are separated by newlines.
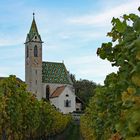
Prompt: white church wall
<box><xmin>50</xmin><ymin>98</ymin><xmax>59</xmax><ymax>111</ymax></box>
<box><xmin>58</xmin><ymin>87</ymin><xmax>76</xmax><ymax>114</ymax></box>
<box><xmin>49</xmin><ymin>86</ymin><xmax>76</xmax><ymax>114</ymax></box>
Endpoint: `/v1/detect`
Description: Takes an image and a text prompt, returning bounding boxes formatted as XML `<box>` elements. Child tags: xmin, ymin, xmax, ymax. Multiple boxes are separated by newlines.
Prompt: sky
<box><xmin>0</xmin><ymin>0</ymin><xmax>139</xmax><ymax>84</ymax></box>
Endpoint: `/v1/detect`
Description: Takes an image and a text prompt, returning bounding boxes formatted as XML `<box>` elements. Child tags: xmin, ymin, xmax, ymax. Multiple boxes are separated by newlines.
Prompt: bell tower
<box><xmin>25</xmin><ymin>13</ymin><xmax>43</xmax><ymax>99</ymax></box>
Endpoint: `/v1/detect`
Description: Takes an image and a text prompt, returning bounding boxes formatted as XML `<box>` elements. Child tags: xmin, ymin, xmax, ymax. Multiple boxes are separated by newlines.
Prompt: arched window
<box><xmin>46</xmin><ymin>85</ymin><xmax>50</xmax><ymax>100</ymax></box>
<box><xmin>66</xmin><ymin>100</ymin><xmax>69</xmax><ymax>107</ymax></box>
<box><xmin>64</xmin><ymin>100</ymin><xmax>71</xmax><ymax>107</ymax></box>
<box><xmin>34</xmin><ymin>45</ymin><xmax>38</xmax><ymax>57</ymax></box>
<box><xmin>26</xmin><ymin>46</ymin><xmax>29</xmax><ymax>58</ymax></box>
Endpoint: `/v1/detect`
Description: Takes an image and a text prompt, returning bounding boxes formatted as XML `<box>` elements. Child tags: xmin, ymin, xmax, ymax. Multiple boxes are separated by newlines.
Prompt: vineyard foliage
<box><xmin>81</xmin><ymin>8</ymin><xmax>140</xmax><ymax>140</ymax></box>
<box><xmin>0</xmin><ymin>75</ymin><xmax>71</xmax><ymax>140</ymax></box>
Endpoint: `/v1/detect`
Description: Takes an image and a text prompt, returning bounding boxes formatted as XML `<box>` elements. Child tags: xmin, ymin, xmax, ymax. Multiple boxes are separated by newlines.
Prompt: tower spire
<box><xmin>33</xmin><ymin>12</ymin><xmax>35</xmax><ymax>19</ymax></box>
<box><xmin>29</xmin><ymin>13</ymin><xmax>38</xmax><ymax>34</ymax></box>
<box><xmin>26</xmin><ymin>13</ymin><xmax>42</xmax><ymax>41</ymax></box>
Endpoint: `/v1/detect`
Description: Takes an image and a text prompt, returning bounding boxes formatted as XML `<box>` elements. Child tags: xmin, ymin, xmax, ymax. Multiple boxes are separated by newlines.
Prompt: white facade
<box><xmin>50</xmin><ymin>86</ymin><xmax>76</xmax><ymax>114</ymax></box>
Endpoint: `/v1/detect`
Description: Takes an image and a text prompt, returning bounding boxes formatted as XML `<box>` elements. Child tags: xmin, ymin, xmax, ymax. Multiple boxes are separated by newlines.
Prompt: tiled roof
<box><xmin>50</xmin><ymin>86</ymin><xmax>65</xmax><ymax>98</ymax></box>
<box><xmin>42</xmin><ymin>62</ymin><xmax>72</xmax><ymax>84</ymax></box>
<box><xmin>29</xmin><ymin>18</ymin><xmax>39</xmax><ymax>35</ymax></box>
<box><xmin>27</xmin><ymin>17</ymin><xmax>42</xmax><ymax>42</ymax></box>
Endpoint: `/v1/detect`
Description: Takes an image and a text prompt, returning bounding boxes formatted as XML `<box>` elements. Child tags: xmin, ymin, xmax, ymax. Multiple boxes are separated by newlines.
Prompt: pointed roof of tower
<box><xmin>26</xmin><ymin>13</ymin><xmax>42</xmax><ymax>42</ymax></box>
<box><xmin>29</xmin><ymin>13</ymin><xmax>39</xmax><ymax>35</ymax></box>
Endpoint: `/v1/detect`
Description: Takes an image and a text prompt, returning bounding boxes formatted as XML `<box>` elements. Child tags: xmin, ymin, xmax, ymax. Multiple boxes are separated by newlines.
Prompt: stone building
<box><xmin>25</xmin><ymin>14</ymin><xmax>76</xmax><ymax>114</ymax></box>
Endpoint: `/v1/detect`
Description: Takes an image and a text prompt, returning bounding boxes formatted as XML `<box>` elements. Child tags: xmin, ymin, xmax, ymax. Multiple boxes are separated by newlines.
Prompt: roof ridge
<box><xmin>42</xmin><ymin>61</ymin><xmax>63</xmax><ymax>64</ymax></box>
<box><xmin>54</xmin><ymin>85</ymin><xmax>65</xmax><ymax>92</ymax></box>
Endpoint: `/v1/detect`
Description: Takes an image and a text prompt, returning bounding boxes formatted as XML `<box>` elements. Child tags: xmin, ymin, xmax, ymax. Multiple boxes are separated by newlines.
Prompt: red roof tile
<box><xmin>50</xmin><ymin>86</ymin><xmax>65</xmax><ymax>98</ymax></box>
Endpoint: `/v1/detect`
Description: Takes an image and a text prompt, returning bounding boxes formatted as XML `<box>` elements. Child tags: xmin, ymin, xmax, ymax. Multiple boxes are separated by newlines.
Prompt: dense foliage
<box><xmin>75</xmin><ymin>79</ymin><xmax>97</xmax><ymax>105</ymax></box>
<box><xmin>81</xmin><ymin>8</ymin><xmax>140</xmax><ymax>140</ymax></box>
<box><xmin>0</xmin><ymin>75</ymin><xmax>71</xmax><ymax>140</ymax></box>
<box><xmin>70</xmin><ymin>74</ymin><xmax>97</xmax><ymax>106</ymax></box>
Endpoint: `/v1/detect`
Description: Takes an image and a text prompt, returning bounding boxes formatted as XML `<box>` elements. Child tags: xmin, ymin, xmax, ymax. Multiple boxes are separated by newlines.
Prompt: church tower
<box><xmin>25</xmin><ymin>13</ymin><xmax>43</xmax><ymax>99</ymax></box>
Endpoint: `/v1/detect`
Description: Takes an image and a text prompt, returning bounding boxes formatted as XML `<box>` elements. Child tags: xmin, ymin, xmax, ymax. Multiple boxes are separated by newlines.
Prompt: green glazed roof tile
<box><xmin>27</xmin><ymin>17</ymin><xmax>42</xmax><ymax>42</ymax></box>
<box><xmin>42</xmin><ymin>62</ymin><xmax>72</xmax><ymax>84</ymax></box>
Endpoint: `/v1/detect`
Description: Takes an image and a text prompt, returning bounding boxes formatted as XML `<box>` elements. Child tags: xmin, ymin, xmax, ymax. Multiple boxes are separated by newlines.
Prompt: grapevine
<box><xmin>81</xmin><ymin>7</ymin><xmax>140</xmax><ymax>140</ymax></box>
<box><xmin>0</xmin><ymin>75</ymin><xmax>71</xmax><ymax>140</ymax></box>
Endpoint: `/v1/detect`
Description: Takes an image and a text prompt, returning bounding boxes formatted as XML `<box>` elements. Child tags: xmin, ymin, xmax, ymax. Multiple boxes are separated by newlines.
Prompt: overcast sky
<box><xmin>0</xmin><ymin>0</ymin><xmax>139</xmax><ymax>84</ymax></box>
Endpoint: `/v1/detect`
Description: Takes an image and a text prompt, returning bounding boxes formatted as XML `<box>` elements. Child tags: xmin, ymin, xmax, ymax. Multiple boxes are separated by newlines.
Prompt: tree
<box><xmin>69</xmin><ymin>73</ymin><xmax>97</xmax><ymax>107</ymax></box>
<box><xmin>0</xmin><ymin>75</ymin><xmax>71</xmax><ymax>140</ymax></box>
<box><xmin>74</xmin><ymin>79</ymin><xmax>97</xmax><ymax>105</ymax></box>
<box><xmin>81</xmin><ymin>7</ymin><xmax>140</xmax><ymax>140</ymax></box>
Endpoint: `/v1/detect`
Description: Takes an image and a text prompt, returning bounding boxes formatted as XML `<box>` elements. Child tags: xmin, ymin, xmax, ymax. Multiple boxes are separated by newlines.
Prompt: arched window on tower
<box><xmin>26</xmin><ymin>46</ymin><xmax>29</xmax><ymax>58</ymax></box>
<box><xmin>34</xmin><ymin>45</ymin><xmax>38</xmax><ymax>57</ymax></box>
<box><xmin>46</xmin><ymin>85</ymin><xmax>50</xmax><ymax>100</ymax></box>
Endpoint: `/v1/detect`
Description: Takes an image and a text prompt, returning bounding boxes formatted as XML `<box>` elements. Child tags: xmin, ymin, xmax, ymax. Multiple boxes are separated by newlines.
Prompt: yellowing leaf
<box><xmin>132</xmin><ymin>73</ymin><xmax>140</xmax><ymax>87</ymax></box>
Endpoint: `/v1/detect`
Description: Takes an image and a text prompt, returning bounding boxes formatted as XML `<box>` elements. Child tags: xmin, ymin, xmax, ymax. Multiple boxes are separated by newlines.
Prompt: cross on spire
<box><xmin>33</xmin><ymin>12</ymin><xmax>35</xmax><ymax>19</ymax></box>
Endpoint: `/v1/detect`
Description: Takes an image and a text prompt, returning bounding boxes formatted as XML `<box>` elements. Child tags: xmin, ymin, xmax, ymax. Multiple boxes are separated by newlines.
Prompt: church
<box><xmin>25</xmin><ymin>14</ymin><xmax>77</xmax><ymax>114</ymax></box>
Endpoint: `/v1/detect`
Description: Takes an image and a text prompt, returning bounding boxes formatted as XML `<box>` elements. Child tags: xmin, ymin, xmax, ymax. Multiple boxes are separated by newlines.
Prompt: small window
<box><xmin>35</xmin><ymin>70</ymin><xmax>37</xmax><ymax>75</ymax></box>
<box><xmin>36</xmin><ymin>80</ymin><xmax>37</xmax><ymax>84</ymax></box>
<box><xmin>35</xmin><ymin>36</ymin><xmax>37</xmax><ymax>39</ymax></box>
<box><xmin>66</xmin><ymin>94</ymin><xmax>69</xmax><ymax>97</ymax></box>
<box><xmin>64</xmin><ymin>100</ymin><xmax>71</xmax><ymax>107</ymax></box>
<box><xmin>34</xmin><ymin>45</ymin><xmax>38</xmax><ymax>57</ymax></box>
<box><xmin>76</xmin><ymin>108</ymin><xmax>79</xmax><ymax>111</ymax></box>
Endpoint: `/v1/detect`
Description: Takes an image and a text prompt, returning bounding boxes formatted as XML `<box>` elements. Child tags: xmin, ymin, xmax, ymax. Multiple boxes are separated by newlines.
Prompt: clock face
<box><xmin>34</xmin><ymin>59</ymin><xmax>38</xmax><ymax>65</ymax></box>
<box><xmin>26</xmin><ymin>58</ymin><xmax>40</xmax><ymax>66</ymax></box>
